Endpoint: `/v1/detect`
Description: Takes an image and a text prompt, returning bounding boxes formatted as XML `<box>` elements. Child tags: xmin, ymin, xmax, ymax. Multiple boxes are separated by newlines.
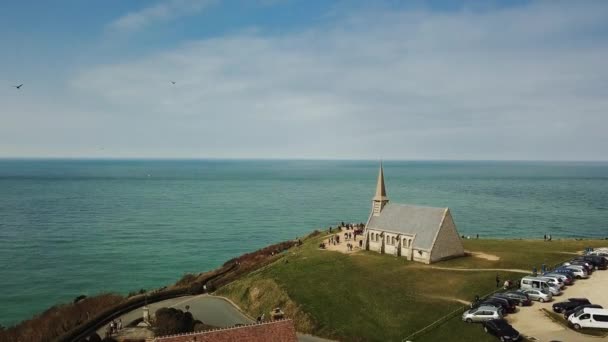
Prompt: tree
<box><xmin>155</xmin><ymin>307</ymin><xmax>194</xmax><ymax>336</ymax></box>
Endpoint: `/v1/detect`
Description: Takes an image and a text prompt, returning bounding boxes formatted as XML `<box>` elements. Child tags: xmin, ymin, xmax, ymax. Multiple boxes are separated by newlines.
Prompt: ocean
<box><xmin>1</xmin><ymin>159</ymin><xmax>607</xmax><ymax>326</ymax></box>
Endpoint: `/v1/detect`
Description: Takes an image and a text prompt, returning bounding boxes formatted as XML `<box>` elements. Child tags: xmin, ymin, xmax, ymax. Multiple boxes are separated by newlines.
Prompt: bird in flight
<box><xmin>171</xmin><ymin>81</ymin><xmax>176</xmax><ymax>85</ymax></box>
<box><xmin>14</xmin><ymin>84</ymin><xmax>23</xmax><ymax>89</ymax></box>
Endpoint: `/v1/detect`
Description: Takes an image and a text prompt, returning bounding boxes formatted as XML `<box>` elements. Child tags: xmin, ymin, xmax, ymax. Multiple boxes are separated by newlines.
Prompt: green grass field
<box><xmin>216</xmin><ymin>233</ymin><xmax>608</xmax><ymax>342</ymax></box>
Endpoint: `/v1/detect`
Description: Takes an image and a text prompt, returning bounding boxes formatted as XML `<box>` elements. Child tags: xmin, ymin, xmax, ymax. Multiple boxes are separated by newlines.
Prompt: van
<box><xmin>568</xmin><ymin>308</ymin><xmax>608</xmax><ymax>330</ymax></box>
<box><xmin>520</xmin><ymin>277</ymin><xmax>561</xmax><ymax>295</ymax></box>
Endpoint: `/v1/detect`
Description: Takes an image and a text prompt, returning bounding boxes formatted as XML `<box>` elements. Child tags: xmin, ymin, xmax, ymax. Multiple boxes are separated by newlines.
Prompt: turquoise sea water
<box><xmin>1</xmin><ymin>159</ymin><xmax>607</xmax><ymax>326</ymax></box>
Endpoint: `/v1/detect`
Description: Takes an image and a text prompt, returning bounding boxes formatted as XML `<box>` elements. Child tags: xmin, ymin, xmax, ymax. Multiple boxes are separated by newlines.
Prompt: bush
<box><xmin>155</xmin><ymin>307</ymin><xmax>194</xmax><ymax>336</ymax></box>
<box><xmin>176</xmin><ymin>273</ymin><xmax>198</xmax><ymax>287</ymax></box>
<box><xmin>0</xmin><ymin>293</ymin><xmax>124</xmax><ymax>342</ymax></box>
<box><xmin>74</xmin><ymin>295</ymin><xmax>87</xmax><ymax>303</ymax></box>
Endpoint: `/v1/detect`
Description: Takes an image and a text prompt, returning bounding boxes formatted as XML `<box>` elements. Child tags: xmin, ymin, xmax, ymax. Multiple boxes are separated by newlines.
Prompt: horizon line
<box><xmin>0</xmin><ymin>157</ymin><xmax>607</xmax><ymax>163</ymax></box>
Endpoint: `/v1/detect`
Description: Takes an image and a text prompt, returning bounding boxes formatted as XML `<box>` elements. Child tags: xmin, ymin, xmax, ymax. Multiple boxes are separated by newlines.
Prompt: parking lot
<box><xmin>506</xmin><ymin>267</ymin><xmax>608</xmax><ymax>341</ymax></box>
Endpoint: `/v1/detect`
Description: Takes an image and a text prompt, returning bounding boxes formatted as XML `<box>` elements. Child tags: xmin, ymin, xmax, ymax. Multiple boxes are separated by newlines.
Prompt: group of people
<box><xmin>328</xmin><ymin>235</ymin><xmax>340</xmax><ymax>245</ymax></box>
<box><xmin>344</xmin><ymin>231</ymin><xmax>357</xmax><ymax>241</ymax></box>
<box><xmin>106</xmin><ymin>318</ymin><xmax>122</xmax><ymax>336</ymax></box>
<box><xmin>544</xmin><ymin>234</ymin><xmax>553</xmax><ymax>241</ymax></box>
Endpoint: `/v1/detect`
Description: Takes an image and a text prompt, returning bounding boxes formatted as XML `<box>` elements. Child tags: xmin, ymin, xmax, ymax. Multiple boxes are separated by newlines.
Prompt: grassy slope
<box><xmin>217</xmin><ymin>234</ymin><xmax>608</xmax><ymax>342</ymax></box>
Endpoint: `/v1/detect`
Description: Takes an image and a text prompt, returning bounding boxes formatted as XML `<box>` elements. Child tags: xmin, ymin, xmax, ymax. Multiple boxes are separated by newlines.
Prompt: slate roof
<box><xmin>152</xmin><ymin>319</ymin><xmax>298</xmax><ymax>342</ymax></box>
<box><xmin>367</xmin><ymin>203</ymin><xmax>447</xmax><ymax>250</ymax></box>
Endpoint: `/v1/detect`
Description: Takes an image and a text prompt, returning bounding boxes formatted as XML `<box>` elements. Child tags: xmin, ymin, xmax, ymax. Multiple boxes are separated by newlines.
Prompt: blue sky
<box><xmin>2</xmin><ymin>0</ymin><xmax>608</xmax><ymax>160</ymax></box>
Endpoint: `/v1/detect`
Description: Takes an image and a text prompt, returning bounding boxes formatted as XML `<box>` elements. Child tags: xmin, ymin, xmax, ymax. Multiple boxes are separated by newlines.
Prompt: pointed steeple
<box><xmin>373</xmin><ymin>162</ymin><xmax>388</xmax><ymax>202</ymax></box>
<box><xmin>372</xmin><ymin>162</ymin><xmax>389</xmax><ymax>216</ymax></box>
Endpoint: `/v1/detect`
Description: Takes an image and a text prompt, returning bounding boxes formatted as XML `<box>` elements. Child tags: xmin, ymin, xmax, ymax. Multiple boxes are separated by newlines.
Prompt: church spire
<box><xmin>372</xmin><ymin>162</ymin><xmax>389</xmax><ymax>216</ymax></box>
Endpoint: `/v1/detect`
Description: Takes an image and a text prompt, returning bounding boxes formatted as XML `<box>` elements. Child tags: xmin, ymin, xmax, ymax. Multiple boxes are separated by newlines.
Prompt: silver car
<box><xmin>462</xmin><ymin>305</ymin><xmax>503</xmax><ymax>323</ymax></box>
<box><xmin>540</xmin><ymin>276</ymin><xmax>564</xmax><ymax>289</ymax></box>
<box><xmin>523</xmin><ymin>289</ymin><xmax>553</xmax><ymax>302</ymax></box>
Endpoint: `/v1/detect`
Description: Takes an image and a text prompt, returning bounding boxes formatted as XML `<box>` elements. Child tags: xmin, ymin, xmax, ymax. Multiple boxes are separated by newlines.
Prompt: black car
<box><xmin>482</xmin><ymin>319</ymin><xmax>521</xmax><ymax>341</ymax></box>
<box><xmin>495</xmin><ymin>292</ymin><xmax>532</xmax><ymax>306</ymax></box>
<box><xmin>563</xmin><ymin>304</ymin><xmax>603</xmax><ymax>319</ymax></box>
<box><xmin>480</xmin><ymin>299</ymin><xmax>511</xmax><ymax>314</ymax></box>
<box><xmin>574</xmin><ymin>256</ymin><xmax>608</xmax><ymax>270</ymax></box>
<box><xmin>552</xmin><ymin>298</ymin><xmax>590</xmax><ymax>313</ymax></box>
<box><xmin>491</xmin><ymin>295</ymin><xmax>519</xmax><ymax>310</ymax></box>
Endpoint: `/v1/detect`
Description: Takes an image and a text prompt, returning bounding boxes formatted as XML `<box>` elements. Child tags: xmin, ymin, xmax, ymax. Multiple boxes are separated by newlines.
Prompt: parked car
<box><xmin>574</xmin><ymin>255</ymin><xmax>608</xmax><ymax>270</ymax></box>
<box><xmin>462</xmin><ymin>306</ymin><xmax>503</xmax><ymax>323</ymax></box>
<box><xmin>480</xmin><ymin>298</ymin><xmax>512</xmax><ymax>314</ymax></box>
<box><xmin>522</xmin><ymin>289</ymin><xmax>552</xmax><ymax>302</ymax></box>
<box><xmin>568</xmin><ymin>308</ymin><xmax>608</xmax><ymax>330</ymax></box>
<box><xmin>552</xmin><ymin>268</ymin><xmax>576</xmax><ymax>279</ymax></box>
<box><xmin>482</xmin><ymin>319</ymin><xmax>521</xmax><ymax>341</ymax></box>
<box><xmin>559</xmin><ymin>266</ymin><xmax>588</xmax><ymax>279</ymax></box>
<box><xmin>586</xmin><ymin>250</ymin><xmax>608</xmax><ymax>261</ymax></box>
<box><xmin>488</xmin><ymin>296</ymin><xmax>517</xmax><ymax>313</ymax></box>
<box><xmin>552</xmin><ymin>298</ymin><xmax>591</xmax><ymax>313</ymax></box>
<box><xmin>564</xmin><ymin>304</ymin><xmax>604</xmax><ymax>319</ymax></box>
<box><xmin>564</xmin><ymin>261</ymin><xmax>593</xmax><ymax>274</ymax></box>
<box><xmin>520</xmin><ymin>276</ymin><xmax>561</xmax><ymax>296</ymax></box>
<box><xmin>496</xmin><ymin>292</ymin><xmax>532</xmax><ymax>307</ymax></box>
<box><xmin>539</xmin><ymin>276</ymin><xmax>564</xmax><ymax>289</ymax></box>
<box><xmin>544</xmin><ymin>272</ymin><xmax>573</xmax><ymax>286</ymax></box>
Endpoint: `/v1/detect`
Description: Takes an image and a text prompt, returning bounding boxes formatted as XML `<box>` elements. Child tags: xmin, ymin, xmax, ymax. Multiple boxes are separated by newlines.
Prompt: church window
<box><xmin>408</xmin><ymin>239</ymin><xmax>412</xmax><ymax>248</ymax></box>
<box><xmin>391</xmin><ymin>236</ymin><xmax>395</xmax><ymax>245</ymax></box>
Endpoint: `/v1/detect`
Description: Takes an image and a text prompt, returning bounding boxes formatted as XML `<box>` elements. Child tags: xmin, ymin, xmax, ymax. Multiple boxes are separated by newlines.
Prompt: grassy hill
<box><xmin>216</xmin><ymin>231</ymin><xmax>608</xmax><ymax>341</ymax></box>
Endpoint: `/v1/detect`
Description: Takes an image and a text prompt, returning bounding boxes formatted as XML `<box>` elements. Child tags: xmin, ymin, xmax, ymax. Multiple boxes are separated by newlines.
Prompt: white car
<box><xmin>568</xmin><ymin>308</ymin><xmax>608</xmax><ymax>330</ymax></box>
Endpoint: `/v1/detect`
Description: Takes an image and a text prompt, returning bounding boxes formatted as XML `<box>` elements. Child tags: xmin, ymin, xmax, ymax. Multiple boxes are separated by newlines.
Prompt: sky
<box><xmin>1</xmin><ymin>0</ymin><xmax>607</xmax><ymax>160</ymax></box>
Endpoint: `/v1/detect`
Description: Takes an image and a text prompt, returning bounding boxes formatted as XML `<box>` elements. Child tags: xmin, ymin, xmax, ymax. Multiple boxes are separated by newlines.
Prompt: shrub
<box><xmin>155</xmin><ymin>307</ymin><xmax>194</xmax><ymax>336</ymax></box>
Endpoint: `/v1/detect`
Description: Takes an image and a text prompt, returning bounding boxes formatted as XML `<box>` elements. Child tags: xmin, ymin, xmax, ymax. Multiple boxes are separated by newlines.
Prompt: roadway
<box><xmin>96</xmin><ymin>294</ymin><xmax>333</xmax><ymax>342</ymax></box>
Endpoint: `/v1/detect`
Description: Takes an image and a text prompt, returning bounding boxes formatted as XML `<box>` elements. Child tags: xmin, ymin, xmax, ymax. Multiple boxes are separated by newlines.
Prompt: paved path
<box><xmin>506</xmin><ymin>269</ymin><xmax>608</xmax><ymax>341</ymax></box>
<box><xmin>96</xmin><ymin>294</ymin><xmax>253</xmax><ymax>335</ymax></box>
<box><xmin>97</xmin><ymin>294</ymin><xmax>333</xmax><ymax>342</ymax></box>
<box><xmin>422</xmin><ymin>266</ymin><xmax>530</xmax><ymax>274</ymax></box>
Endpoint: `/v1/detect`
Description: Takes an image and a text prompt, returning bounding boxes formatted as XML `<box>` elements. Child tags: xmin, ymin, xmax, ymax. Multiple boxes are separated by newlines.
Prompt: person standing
<box><xmin>495</xmin><ymin>274</ymin><xmax>500</xmax><ymax>288</ymax></box>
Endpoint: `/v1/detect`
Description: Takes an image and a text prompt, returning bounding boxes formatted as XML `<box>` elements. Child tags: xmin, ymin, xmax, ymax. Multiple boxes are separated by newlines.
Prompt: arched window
<box><xmin>391</xmin><ymin>236</ymin><xmax>395</xmax><ymax>245</ymax></box>
<box><xmin>408</xmin><ymin>239</ymin><xmax>412</xmax><ymax>248</ymax></box>
<box><xmin>403</xmin><ymin>238</ymin><xmax>407</xmax><ymax>247</ymax></box>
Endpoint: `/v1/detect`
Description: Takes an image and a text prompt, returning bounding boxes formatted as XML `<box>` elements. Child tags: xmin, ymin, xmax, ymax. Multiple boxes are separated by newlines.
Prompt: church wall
<box><xmin>366</xmin><ymin>230</ymin><xmax>383</xmax><ymax>253</ymax></box>
<box><xmin>400</xmin><ymin>246</ymin><xmax>412</xmax><ymax>260</ymax></box>
<box><xmin>430</xmin><ymin>211</ymin><xmax>465</xmax><ymax>263</ymax></box>
<box><xmin>412</xmin><ymin>249</ymin><xmax>431</xmax><ymax>264</ymax></box>
<box><xmin>383</xmin><ymin>232</ymin><xmax>399</xmax><ymax>256</ymax></box>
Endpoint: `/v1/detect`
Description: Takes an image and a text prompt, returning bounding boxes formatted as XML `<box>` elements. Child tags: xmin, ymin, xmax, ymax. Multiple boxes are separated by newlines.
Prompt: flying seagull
<box><xmin>171</xmin><ymin>81</ymin><xmax>176</xmax><ymax>85</ymax></box>
<box><xmin>14</xmin><ymin>84</ymin><xmax>23</xmax><ymax>89</ymax></box>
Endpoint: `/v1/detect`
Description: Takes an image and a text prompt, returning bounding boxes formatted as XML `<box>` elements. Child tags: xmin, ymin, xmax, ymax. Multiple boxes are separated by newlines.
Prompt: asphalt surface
<box><xmin>96</xmin><ymin>294</ymin><xmax>333</xmax><ymax>341</ymax></box>
<box><xmin>506</xmin><ymin>267</ymin><xmax>608</xmax><ymax>341</ymax></box>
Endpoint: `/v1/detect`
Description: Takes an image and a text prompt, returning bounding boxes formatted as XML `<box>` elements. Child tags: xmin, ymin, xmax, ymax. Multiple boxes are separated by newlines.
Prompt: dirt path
<box><xmin>466</xmin><ymin>251</ymin><xmax>500</xmax><ymax>261</ymax></box>
<box><xmin>426</xmin><ymin>295</ymin><xmax>470</xmax><ymax>305</ymax></box>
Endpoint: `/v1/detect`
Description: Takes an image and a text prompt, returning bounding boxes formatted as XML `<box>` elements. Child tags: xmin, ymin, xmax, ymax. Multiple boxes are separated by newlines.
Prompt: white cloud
<box><xmin>4</xmin><ymin>1</ymin><xmax>608</xmax><ymax>160</ymax></box>
<box><xmin>107</xmin><ymin>0</ymin><xmax>217</xmax><ymax>32</ymax></box>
